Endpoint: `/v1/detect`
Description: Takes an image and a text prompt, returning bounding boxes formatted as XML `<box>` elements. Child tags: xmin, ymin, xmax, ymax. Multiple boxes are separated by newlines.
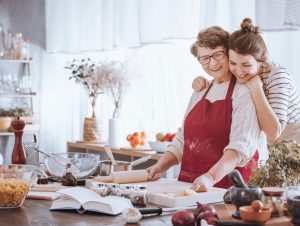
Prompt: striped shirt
<box><xmin>260</xmin><ymin>62</ymin><xmax>300</xmax><ymax>132</ymax></box>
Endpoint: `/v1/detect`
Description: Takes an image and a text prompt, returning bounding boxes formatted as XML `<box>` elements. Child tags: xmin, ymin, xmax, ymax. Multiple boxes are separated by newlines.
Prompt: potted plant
<box><xmin>248</xmin><ymin>140</ymin><xmax>300</xmax><ymax>187</ymax></box>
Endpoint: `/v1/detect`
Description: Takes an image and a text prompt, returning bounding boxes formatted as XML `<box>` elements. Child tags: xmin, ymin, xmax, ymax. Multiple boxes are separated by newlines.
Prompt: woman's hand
<box><xmin>191</xmin><ymin>173</ymin><xmax>215</xmax><ymax>192</ymax></box>
<box><xmin>146</xmin><ymin>164</ymin><xmax>163</xmax><ymax>181</ymax></box>
<box><xmin>246</xmin><ymin>75</ymin><xmax>263</xmax><ymax>90</ymax></box>
<box><xmin>192</xmin><ymin>76</ymin><xmax>210</xmax><ymax>92</ymax></box>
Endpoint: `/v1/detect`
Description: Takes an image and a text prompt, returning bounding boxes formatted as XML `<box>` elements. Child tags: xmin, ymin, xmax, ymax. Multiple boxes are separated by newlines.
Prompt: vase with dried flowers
<box><xmin>65</xmin><ymin>58</ymin><xmax>105</xmax><ymax>142</ymax></box>
<box><xmin>97</xmin><ymin>60</ymin><xmax>130</xmax><ymax>148</ymax></box>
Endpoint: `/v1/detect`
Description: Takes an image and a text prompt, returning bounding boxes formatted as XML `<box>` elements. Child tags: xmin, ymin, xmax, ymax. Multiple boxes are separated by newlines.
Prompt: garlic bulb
<box><xmin>122</xmin><ymin>208</ymin><xmax>142</xmax><ymax>224</ymax></box>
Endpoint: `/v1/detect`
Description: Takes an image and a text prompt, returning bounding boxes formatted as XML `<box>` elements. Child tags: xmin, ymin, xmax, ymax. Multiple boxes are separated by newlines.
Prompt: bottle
<box><xmin>130</xmin><ymin>185</ymin><xmax>147</xmax><ymax>207</ymax></box>
<box><xmin>22</xmin><ymin>38</ymin><xmax>30</xmax><ymax>60</ymax></box>
<box><xmin>14</xmin><ymin>33</ymin><xmax>23</xmax><ymax>60</ymax></box>
<box><xmin>11</xmin><ymin>117</ymin><xmax>26</xmax><ymax>164</ymax></box>
<box><xmin>5</xmin><ymin>31</ymin><xmax>14</xmax><ymax>59</ymax></box>
<box><xmin>61</xmin><ymin>163</ymin><xmax>77</xmax><ymax>186</ymax></box>
<box><xmin>0</xmin><ymin>24</ymin><xmax>4</xmax><ymax>58</ymax></box>
<box><xmin>37</xmin><ymin>163</ymin><xmax>48</xmax><ymax>184</ymax></box>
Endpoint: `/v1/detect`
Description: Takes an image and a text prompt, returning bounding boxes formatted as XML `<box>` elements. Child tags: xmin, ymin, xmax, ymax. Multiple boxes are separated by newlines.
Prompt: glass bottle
<box><xmin>61</xmin><ymin>163</ymin><xmax>77</xmax><ymax>186</ymax></box>
<box><xmin>14</xmin><ymin>33</ymin><xmax>23</xmax><ymax>60</ymax></box>
<box><xmin>0</xmin><ymin>24</ymin><xmax>4</xmax><ymax>58</ymax></box>
<box><xmin>130</xmin><ymin>185</ymin><xmax>147</xmax><ymax>207</ymax></box>
<box><xmin>22</xmin><ymin>38</ymin><xmax>30</xmax><ymax>60</ymax></box>
<box><xmin>37</xmin><ymin>163</ymin><xmax>48</xmax><ymax>184</ymax></box>
<box><xmin>5</xmin><ymin>31</ymin><xmax>14</xmax><ymax>59</ymax></box>
<box><xmin>11</xmin><ymin>117</ymin><xmax>26</xmax><ymax>164</ymax></box>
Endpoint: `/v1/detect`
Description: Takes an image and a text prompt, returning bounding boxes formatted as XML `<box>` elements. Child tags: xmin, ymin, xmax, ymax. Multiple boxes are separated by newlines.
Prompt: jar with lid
<box><xmin>262</xmin><ymin>187</ymin><xmax>285</xmax><ymax>217</ymax></box>
<box><xmin>130</xmin><ymin>185</ymin><xmax>147</xmax><ymax>207</ymax></box>
<box><xmin>61</xmin><ymin>163</ymin><xmax>77</xmax><ymax>186</ymax></box>
<box><xmin>117</xmin><ymin>184</ymin><xmax>135</xmax><ymax>199</ymax></box>
<box><xmin>37</xmin><ymin>162</ymin><xmax>48</xmax><ymax>184</ymax></box>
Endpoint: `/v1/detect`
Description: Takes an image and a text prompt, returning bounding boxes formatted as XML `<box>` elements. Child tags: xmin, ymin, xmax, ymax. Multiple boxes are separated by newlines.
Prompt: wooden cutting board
<box><xmin>135</xmin><ymin>179</ymin><xmax>226</xmax><ymax>207</ymax></box>
<box><xmin>215</xmin><ymin>204</ymin><xmax>293</xmax><ymax>226</ymax></box>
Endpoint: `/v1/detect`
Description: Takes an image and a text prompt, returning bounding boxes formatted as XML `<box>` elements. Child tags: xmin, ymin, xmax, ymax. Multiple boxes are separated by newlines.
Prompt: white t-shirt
<box><xmin>167</xmin><ymin>79</ymin><xmax>261</xmax><ymax>167</ymax></box>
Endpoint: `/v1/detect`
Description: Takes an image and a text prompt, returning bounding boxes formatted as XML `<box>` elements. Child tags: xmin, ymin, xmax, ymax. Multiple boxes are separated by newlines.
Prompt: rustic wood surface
<box><xmin>0</xmin><ymin>200</ymin><xmax>295</xmax><ymax>226</ymax></box>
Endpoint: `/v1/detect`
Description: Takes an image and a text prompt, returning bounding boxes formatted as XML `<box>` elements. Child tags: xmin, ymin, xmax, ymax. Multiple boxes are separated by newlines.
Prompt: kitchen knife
<box><xmin>216</xmin><ymin>221</ymin><xmax>261</xmax><ymax>226</ymax></box>
<box><xmin>138</xmin><ymin>206</ymin><xmax>196</xmax><ymax>215</ymax></box>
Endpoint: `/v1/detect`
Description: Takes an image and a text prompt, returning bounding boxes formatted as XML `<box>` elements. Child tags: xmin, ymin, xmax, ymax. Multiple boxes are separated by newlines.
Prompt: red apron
<box><xmin>178</xmin><ymin>76</ymin><xmax>258</xmax><ymax>188</ymax></box>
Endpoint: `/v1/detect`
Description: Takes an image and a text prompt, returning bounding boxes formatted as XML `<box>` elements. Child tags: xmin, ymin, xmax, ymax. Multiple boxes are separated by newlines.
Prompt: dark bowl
<box><xmin>231</xmin><ymin>186</ymin><xmax>262</xmax><ymax>218</ymax></box>
<box><xmin>287</xmin><ymin>194</ymin><xmax>300</xmax><ymax>224</ymax></box>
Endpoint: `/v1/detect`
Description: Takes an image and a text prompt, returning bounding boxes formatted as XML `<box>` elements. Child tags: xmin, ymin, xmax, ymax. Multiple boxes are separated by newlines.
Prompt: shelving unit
<box><xmin>0</xmin><ymin>59</ymin><xmax>39</xmax><ymax>134</ymax></box>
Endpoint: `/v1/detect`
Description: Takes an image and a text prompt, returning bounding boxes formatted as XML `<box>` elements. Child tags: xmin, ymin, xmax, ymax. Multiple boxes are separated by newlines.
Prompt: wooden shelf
<box><xmin>0</xmin><ymin>131</ymin><xmax>39</xmax><ymax>136</ymax></box>
<box><xmin>0</xmin><ymin>59</ymin><xmax>33</xmax><ymax>63</ymax></box>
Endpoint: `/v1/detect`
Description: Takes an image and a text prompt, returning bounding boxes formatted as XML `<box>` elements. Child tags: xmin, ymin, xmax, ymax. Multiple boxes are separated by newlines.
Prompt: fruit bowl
<box><xmin>148</xmin><ymin>141</ymin><xmax>171</xmax><ymax>153</ymax></box>
<box><xmin>45</xmin><ymin>152</ymin><xmax>100</xmax><ymax>179</ymax></box>
<box><xmin>0</xmin><ymin>164</ymin><xmax>37</xmax><ymax>208</ymax></box>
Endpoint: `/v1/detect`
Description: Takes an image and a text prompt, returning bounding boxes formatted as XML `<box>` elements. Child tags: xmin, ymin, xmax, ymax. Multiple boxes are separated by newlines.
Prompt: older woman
<box><xmin>147</xmin><ymin>26</ymin><xmax>261</xmax><ymax>191</ymax></box>
<box><xmin>193</xmin><ymin>18</ymin><xmax>300</xmax><ymax>145</ymax></box>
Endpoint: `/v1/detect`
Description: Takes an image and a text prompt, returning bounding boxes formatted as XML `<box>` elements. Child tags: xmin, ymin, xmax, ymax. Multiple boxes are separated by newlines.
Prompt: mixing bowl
<box><xmin>0</xmin><ymin>164</ymin><xmax>37</xmax><ymax>208</ymax></box>
<box><xmin>45</xmin><ymin>152</ymin><xmax>100</xmax><ymax>179</ymax></box>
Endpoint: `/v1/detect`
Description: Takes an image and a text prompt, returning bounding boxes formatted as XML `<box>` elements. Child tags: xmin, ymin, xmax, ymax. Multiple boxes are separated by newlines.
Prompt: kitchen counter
<box><xmin>0</xmin><ymin>200</ymin><xmax>294</xmax><ymax>226</ymax></box>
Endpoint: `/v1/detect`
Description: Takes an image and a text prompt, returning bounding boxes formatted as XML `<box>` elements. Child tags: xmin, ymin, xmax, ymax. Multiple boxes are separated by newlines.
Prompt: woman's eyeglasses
<box><xmin>197</xmin><ymin>51</ymin><xmax>226</xmax><ymax>65</ymax></box>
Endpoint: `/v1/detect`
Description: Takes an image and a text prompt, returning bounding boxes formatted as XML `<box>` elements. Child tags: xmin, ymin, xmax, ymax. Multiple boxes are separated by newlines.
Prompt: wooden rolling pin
<box><xmin>93</xmin><ymin>170</ymin><xmax>149</xmax><ymax>184</ymax></box>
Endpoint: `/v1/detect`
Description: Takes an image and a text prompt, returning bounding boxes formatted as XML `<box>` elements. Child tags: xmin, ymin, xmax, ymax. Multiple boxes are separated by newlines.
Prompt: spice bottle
<box><xmin>14</xmin><ymin>33</ymin><xmax>23</xmax><ymax>59</ymax></box>
<box><xmin>11</xmin><ymin>117</ymin><xmax>26</xmax><ymax>164</ymax></box>
<box><xmin>61</xmin><ymin>163</ymin><xmax>77</xmax><ymax>186</ymax></box>
<box><xmin>37</xmin><ymin>162</ymin><xmax>48</xmax><ymax>184</ymax></box>
<box><xmin>130</xmin><ymin>185</ymin><xmax>147</xmax><ymax>207</ymax></box>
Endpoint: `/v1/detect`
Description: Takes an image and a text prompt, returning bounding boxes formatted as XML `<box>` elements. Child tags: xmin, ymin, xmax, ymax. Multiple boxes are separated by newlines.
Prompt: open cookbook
<box><xmin>49</xmin><ymin>187</ymin><xmax>132</xmax><ymax>215</ymax></box>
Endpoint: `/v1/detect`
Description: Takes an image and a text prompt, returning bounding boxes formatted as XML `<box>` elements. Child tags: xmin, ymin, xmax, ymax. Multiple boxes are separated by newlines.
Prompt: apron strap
<box><xmin>225</xmin><ymin>76</ymin><xmax>236</xmax><ymax>100</ymax></box>
<box><xmin>202</xmin><ymin>80</ymin><xmax>214</xmax><ymax>99</ymax></box>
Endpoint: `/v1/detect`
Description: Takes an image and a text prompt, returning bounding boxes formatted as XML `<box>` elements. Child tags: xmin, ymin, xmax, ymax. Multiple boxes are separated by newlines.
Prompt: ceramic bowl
<box><xmin>148</xmin><ymin>141</ymin><xmax>170</xmax><ymax>153</ymax></box>
<box><xmin>240</xmin><ymin>206</ymin><xmax>272</xmax><ymax>224</ymax></box>
<box><xmin>45</xmin><ymin>152</ymin><xmax>100</xmax><ymax>179</ymax></box>
<box><xmin>0</xmin><ymin>164</ymin><xmax>37</xmax><ymax>208</ymax></box>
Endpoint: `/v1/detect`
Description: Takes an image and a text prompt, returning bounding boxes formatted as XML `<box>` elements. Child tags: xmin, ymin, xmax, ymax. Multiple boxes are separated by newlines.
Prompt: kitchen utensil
<box><xmin>230</xmin><ymin>186</ymin><xmax>262</xmax><ymax>219</ymax></box>
<box><xmin>216</xmin><ymin>221</ymin><xmax>261</xmax><ymax>226</ymax></box>
<box><xmin>45</xmin><ymin>152</ymin><xmax>99</xmax><ymax>179</ymax></box>
<box><xmin>138</xmin><ymin>206</ymin><xmax>196</xmax><ymax>215</ymax></box>
<box><xmin>228</xmin><ymin>170</ymin><xmax>249</xmax><ymax>189</ymax></box>
<box><xmin>94</xmin><ymin>169</ymin><xmax>149</xmax><ymax>184</ymax></box>
<box><xmin>99</xmin><ymin>155</ymin><xmax>152</xmax><ymax>176</ymax></box>
<box><xmin>104</xmin><ymin>145</ymin><xmax>117</xmax><ymax>165</ymax></box>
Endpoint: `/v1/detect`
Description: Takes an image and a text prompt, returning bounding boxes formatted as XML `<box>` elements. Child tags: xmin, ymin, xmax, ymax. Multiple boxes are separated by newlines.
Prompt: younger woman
<box><xmin>192</xmin><ymin>18</ymin><xmax>300</xmax><ymax>144</ymax></box>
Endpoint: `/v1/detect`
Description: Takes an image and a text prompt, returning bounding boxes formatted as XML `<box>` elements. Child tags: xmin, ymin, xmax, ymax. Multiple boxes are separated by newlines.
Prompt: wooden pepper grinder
<box><xmin>11</xmin><ymin>117</ymin><xmax>26</xmax><ymax>164</ymax></box>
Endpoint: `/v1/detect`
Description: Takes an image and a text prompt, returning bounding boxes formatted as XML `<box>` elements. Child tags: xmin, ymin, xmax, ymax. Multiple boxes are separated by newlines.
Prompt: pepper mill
<box><xmin>11</xmin><ymin>117</ymin><xmax>26</xmax><ymax>164</ymax></box>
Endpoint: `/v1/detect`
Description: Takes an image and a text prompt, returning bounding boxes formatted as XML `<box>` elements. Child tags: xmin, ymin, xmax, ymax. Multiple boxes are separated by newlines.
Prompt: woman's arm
<box><xmin>192</xmin><ymin>149</ymin><xmax>239</xmax><ymax>191</ymax></box>
<box><xmin>247</xmin><ymin>76</ymin><xmax>281</xmax><ymax>142</ymax></box>
<box><xmin>147</xmin><ymin>151</ymin><xmax>179</xmax><ymax>180</ymax></box>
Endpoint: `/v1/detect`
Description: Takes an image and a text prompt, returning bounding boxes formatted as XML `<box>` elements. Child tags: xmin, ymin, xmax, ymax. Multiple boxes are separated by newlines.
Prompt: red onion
<box><xmin>171</xmin><ymin>210</ymin><xmax>195</xmax><ymax>226</ymax></box>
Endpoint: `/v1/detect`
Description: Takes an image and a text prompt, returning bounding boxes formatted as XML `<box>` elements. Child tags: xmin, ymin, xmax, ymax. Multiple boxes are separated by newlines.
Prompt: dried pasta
<box><xmin>0</xmin><ymin>179</ymin><xmax>30</xmax><ymax>207</ymax></box>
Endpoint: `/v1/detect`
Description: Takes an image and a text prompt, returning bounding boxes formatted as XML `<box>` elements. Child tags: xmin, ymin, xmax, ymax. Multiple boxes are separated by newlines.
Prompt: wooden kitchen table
<box><xmin>0</xmin><ymin>199</ymin><xmax>173</xmax><ymax>226</ymax></box>
<box><xmin>0</xmin><ymin>200</ymin><xmax>295</xmax><ymax>226</ymax></box>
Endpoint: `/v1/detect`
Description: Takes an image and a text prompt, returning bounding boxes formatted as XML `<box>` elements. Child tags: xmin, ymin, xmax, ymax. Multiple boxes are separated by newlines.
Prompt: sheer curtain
<box><xmin>43</xmin><ymin>0</ymin><xmax>278</xmax><ymax>154</ymax></box>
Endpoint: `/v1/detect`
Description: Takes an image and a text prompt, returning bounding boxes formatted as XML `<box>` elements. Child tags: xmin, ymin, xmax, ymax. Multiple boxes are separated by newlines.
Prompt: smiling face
<box><xmin>228</xmin><ymin>49</ymin><xmax>261</xmax><ymax>83</ymax></box>
<box><xmin>197</xmin><ymin>46</ymin><xmax>231</xmax><ymax>83</ymax></box>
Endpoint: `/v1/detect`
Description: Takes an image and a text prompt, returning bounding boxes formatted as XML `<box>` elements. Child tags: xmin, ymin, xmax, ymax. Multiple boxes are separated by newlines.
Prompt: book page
<box><xmin>58</xmin><ymin>187</ymin><xmax>102</xmax><ymax>205</ymax></box>
<box><xmin>83</xmin><ymin>196</ymin><xmax>133</xmax><ymax>215</ymax></box>
<box><xmin>50</xmin><ymin>196</ymin><xmax>82</xmax><ymax>210</ymax></box>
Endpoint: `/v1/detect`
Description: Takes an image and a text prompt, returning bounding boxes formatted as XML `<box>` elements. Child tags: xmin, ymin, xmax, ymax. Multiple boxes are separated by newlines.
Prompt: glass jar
<box><xmin>130</xmin><ymin>185</ymin><xmax>147</xmax><ymax>207</ymax></box>
<box><xmin>262</xmin><ymin>187</ymin><xmax>284</xmax><ymax>217</ymax></box>
<box><xmin>117</xmin><ymin>185</ymin><xmax>134</xmax><ymax>199</ymax></box>
<box><xmin>37</xmin><ymin>162</ymin><xmax>48</xmax><ymax>184</ymax></box>
<box><xmin>14</xmin><ymin>33</ymin><xmax>23</xmax><ymax>60</ymax></box>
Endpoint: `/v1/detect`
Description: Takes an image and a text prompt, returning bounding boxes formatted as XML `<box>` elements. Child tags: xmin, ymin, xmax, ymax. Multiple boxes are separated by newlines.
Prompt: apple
<box><xmin>156</xmin><ymin>132</ymin><xmax>165</xmax><ymax>142</ymax></box>
<box><xmin>164</xmin><ymin>133</ymin><xmax>173</xmax><ymax>142</ymax></box>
